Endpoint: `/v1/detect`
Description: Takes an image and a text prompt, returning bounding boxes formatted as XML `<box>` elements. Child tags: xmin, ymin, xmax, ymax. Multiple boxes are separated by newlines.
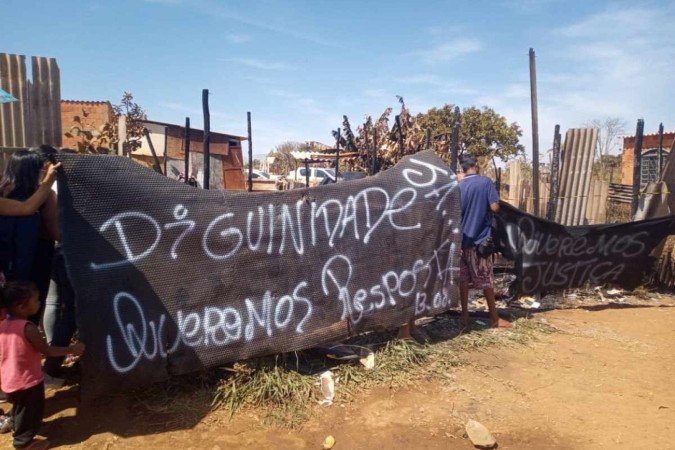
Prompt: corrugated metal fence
<box><xmin>0</xmin><ymin>53</ymin><xmax>61</xmax><ymax>148</ymax></box>
<box><xmin>555</xmin><ymin>128</ymin><xmax>599</xmax><ymax>225</ymax></box>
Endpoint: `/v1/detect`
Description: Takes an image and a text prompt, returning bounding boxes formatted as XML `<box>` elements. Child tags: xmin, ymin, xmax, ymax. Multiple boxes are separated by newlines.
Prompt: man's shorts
<box><xmin>459</xmin><ymin>246</ymin><xmax>494</xmax><ymax>289</ymax></box>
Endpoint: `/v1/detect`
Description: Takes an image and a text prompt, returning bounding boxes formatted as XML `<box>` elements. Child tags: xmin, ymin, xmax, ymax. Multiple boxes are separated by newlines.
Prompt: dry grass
<box><xmin>208</xmin><ymin>315</ymin><xmax>554</xmax><ymax>426</ymax></box>
<box><xmin>134</xmin><ymin>315</ymin><xmax>556</xmax><ymax>428</ymax></box>
<box><xmin>212</xmin><ymin>357</ymin><xmax>315</xmax><ymax>427</ymax></box>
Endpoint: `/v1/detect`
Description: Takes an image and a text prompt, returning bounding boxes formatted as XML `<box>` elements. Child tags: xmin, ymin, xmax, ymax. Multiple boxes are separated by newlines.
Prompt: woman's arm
<box><xmin>0</xmin><ymin>162</ymin><xmax>61</xmax><ymax>217</ymax></box>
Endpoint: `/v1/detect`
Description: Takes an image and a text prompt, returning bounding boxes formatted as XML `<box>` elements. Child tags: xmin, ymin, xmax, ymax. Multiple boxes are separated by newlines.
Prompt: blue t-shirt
<box><xmin>459</xmin><ymin>174</ymin><xmax>500</xmax><ymax>249</ymax></box>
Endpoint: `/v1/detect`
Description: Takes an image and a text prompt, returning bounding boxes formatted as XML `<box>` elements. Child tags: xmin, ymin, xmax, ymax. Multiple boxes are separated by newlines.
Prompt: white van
<box><xmin>287</xmin><ymin>167</ymin><xmax>337</xmax><ymax>183</ymax></box>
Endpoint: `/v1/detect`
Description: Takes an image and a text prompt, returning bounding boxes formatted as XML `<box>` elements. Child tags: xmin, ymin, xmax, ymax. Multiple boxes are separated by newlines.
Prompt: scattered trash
<box><xmin>605</xmin><ymin>288</ymin><xmax>623</xmax><ymax>296</ymax></box>
<box><xmin>322</xmin><ymin>435</ymin><xmax>336</xmax><ymax>449</ymax></box>
<box><xmin>475</xmin><ymin>320</ymin><xmax>487</xmax><ymax>326</ymax></box>
<box><xmin>465</xmin><ymin>419</ymin><xmax>497</xmax><ymax>449</ymax></box>
<box><xmin>318</xmin><ymin>371</ymin><xmax>335</xmax><ymax>406</ymax></box>
<box><xmin>516</xmin><ymin>296</ymin><xmax>541</xmax><ymax>309</ymax></box>
<box><xmin>359</xmin><ymin>351</ymin><xmax>375</xmax><ymax>370</ymax></box>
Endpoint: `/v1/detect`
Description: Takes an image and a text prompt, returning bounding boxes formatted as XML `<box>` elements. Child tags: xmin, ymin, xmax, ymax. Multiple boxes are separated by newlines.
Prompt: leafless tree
<box><xmin>584</xmin><ymin>117</ymin><xmax>626</xmax><ymax>178</ymax></box>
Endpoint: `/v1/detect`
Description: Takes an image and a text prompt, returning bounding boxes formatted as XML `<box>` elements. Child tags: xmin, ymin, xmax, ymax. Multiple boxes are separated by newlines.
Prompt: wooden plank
<box><xmin>0</xmin><ymin>54</ymin><xmax>28</xmax><ymax>147</ymax></box>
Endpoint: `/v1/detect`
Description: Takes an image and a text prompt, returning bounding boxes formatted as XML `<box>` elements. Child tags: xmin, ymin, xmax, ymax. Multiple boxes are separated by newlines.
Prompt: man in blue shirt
<box><xmin>459</xmin><ymin>154</ymin><xmax>511</xmax><ymax>328</ymax></box>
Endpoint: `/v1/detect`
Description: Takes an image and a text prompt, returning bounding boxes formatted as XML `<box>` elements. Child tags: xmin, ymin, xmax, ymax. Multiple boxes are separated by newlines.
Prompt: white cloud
<box><xmin>473</xmin><ymin>6</ymin><xmax>675</xmax><ymax>160</ymax></box>
<box><xmin>416</xmin><ymin>39</ymin><xmax>482</xmax><ymax>64</ymax></box>
<box><xmin>395</xmin><ymin>74</ymin><xmax>443</xmax><ymax>85</ymax></box>
<box><xmin>226</xmin><ymin>34</ymin><xmax>251</xmax><ymax>44</ymax></box>
<box><xmin>228</xmin><ymin>58</ymin><xmax>289</xmax><ymax>70</ymax></box>
<box><xmin>501</xmin><ymin>0</ymin><xmax>560</xmax><ymax>14</ymax></box>
<box><xmin>141</xmin><ymin>0</ymin><xmax>183</xmax><ymax>4</ymax></box>
<box><xmin>363</xmin><ymin>88</ymin><xmax>389</xmax><ymax>99</ymax></box>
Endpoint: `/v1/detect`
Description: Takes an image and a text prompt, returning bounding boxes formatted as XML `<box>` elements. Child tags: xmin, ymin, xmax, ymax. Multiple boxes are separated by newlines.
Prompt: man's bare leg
<box><xmin>460</xmin><ymin>281</ymin><xmax>470</xmax><ymax>326</ymax></box>
<box><xmin>484</xmin><ymin>287</ymin><xmax>511</xmax><ymax>328</ymax></box>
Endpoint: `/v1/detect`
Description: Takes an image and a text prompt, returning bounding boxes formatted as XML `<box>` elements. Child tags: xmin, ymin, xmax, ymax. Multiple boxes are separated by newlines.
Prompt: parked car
<box><xmin>247</xmin><ymin>169</ymin><xmax>274</xmax><ymax>180</ymax></box>
<box><xmin>287</xmin><ymin>167</ymin><xmax>337</xmax><ymax>184</ymax></box>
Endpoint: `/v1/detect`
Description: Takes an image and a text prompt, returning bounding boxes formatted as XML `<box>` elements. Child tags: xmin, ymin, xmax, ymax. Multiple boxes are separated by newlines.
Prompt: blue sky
<box><xmin>2</xmin><ymin>0</ymin><xmax>674</xmax><ymax>162</ymax></box>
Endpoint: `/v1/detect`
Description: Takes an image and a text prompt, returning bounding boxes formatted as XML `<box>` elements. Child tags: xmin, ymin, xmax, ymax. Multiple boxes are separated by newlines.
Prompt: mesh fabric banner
<box><xmin>495</xmin><ymin>202</ymin><xmax>675</xmax><ymax>295</ymax></box>
<box><xmin>57</xmin><ymin>150</ymin><xmax>461</xmax><ymax>394</ymax></box>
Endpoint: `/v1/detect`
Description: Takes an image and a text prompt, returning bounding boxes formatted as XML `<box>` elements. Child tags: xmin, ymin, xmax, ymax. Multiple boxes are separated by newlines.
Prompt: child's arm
<box><xmin>24</xmin><ymin>322</ymin><xmax>84</xmax><ymax>357</ymax></box>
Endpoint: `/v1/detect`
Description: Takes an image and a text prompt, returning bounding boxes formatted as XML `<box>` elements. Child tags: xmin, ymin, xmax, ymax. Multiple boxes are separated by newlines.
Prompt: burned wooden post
<box><xmin>304</xmin><ymin>158</ymin><xmax>310</xmax><ymax>186</ymax></box>
<box><xmin>450</xmin><ymin>106</ymin><xmax>460</xmax><ymax>173</ymax></box>
<box><xmin>183</xmin><ymin>117</ymin><xmax>190</xmax><ymax>184</ymax></box>
<box><xmin>395</xmin><ymin>115</ymin><xmax>404</xmax><ymax>159</ymax></box>
<box><xmin>163</xmin><ymin>126</ymin><xmax>168</xmax><ymax>175</ymax></box>
<box><xmin>372</xmin><ymin>127</ymin><xmax>378</xmax><ymax>175</ymax></box>
<box><xmin>529</xmin><ymin>48</ymin><xmax>541</xmax><ymax>216</ymax></box>
<box><xmin>658</xmin><ymin>122</ymin><xmax>664</xmax><ymax>177</ymax></box>
<box><xmin>547</xmin><ymin>124</ymin><xmax>561</xmax><ymax>221</ymax></box>
<box><xmin>247</xmin><ymin>111</ymin><xmax>253</xmax><ymax>192</ymax></box>
<box><xmin>335</xmin><ymin>128</ymin><xmax>341</xmax><ymax>180</ymax></box>
<box><xmin>142</xmin><ymin>128</ymin><xmax>163</xmax><ymax>174</ymax></box>
<box><xmin>631</xmin><ymin>119</ymin><xmax>645</xmax><ymax>216</ymax></box>
<box><xmin>363</xmin><ymin>124</ymin><xmax>370</xmax><ymax>175</ymax></box>
<box><xmin>202</xmin><ymin>89</ymin><xmax>210</xmax><ymax>189</ymax></box>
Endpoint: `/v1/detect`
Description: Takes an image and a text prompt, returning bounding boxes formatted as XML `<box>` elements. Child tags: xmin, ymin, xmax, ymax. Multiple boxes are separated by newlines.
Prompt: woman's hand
<box><xmin>40</xmin><ymin>162</ymin><xmax>62</xmax><ymax>186</ymax></box>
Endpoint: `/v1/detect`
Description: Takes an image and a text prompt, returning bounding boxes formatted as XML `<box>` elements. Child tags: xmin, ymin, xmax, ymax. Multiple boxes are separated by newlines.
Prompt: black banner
<box><xmin>495</xmin><ymin>203</ymin><xmax>675</xmax><ymax>295</ymax></box>
<box><xmin>58</xmin><ymin>150</ymin><xmax>461</xmax><ymax>393</ymax></box>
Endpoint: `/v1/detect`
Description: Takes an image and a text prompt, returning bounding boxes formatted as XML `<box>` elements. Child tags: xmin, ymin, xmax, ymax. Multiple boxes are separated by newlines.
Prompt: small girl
<box><xmin>0</xmin><ymin>281</ymin><xmax>84</xmax><ymax>449</ymax></box>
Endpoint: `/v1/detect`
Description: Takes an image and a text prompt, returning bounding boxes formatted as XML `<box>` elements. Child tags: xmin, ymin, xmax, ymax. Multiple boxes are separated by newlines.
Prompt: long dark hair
<box><xmin>34</xmin><ymin>145</ymin><xmax>58</xmax><ymax>164</ymax></box>
<box><xmin>0</xmin><ymin>150</ymin><xmax>44</xmax><ymax>200</ymax></box>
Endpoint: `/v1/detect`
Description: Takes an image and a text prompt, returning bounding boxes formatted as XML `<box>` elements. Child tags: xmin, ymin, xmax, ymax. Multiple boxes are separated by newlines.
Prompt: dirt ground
<box><xmin>3</xmin><ymin>297</ymin><xmax>675</xmax><ymax>450</ymax></box>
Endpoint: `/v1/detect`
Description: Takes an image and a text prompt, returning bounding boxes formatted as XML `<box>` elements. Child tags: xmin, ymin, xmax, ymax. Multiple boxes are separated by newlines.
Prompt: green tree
<box><xmin>416</xmin><ymin>105</ymin><xmax>524</xmax><ymax>167</ymax></box>
<box><xmin>113</xmin><ymin>92</ymin><xmax>147</xmax><ymax>155</ymax></box>
<box><xmin>338</xmin><ymin>99</ymin><xmax>524</xmax><ymax>173</ymax></box>
<box><xmin>268</xmin><ymin>141</ymin><xmax>308</xmax><ymax>175</ymax></box>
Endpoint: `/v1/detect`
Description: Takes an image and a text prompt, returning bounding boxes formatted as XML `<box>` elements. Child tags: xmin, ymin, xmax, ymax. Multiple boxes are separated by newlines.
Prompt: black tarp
<box><xmin>57</xmin><ymin>150</ymin><xmax>461</xmax><ymax>394</ymax></box>
<box><xmin>495</xmin><ymin>202</ymin><xmax>675</xmax><ymax>295</ymax></box>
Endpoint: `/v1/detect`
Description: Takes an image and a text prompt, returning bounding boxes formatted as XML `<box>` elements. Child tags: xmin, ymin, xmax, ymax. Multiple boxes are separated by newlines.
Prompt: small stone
<box><xmin>465</xmin><ymin>420</ymin><xmax>497</xmax><ymax>449</ymax></box>
<box><xmin>323</xmin><ymin>435</ymin><xmax>336</xmax><ymax>449</ymax></box>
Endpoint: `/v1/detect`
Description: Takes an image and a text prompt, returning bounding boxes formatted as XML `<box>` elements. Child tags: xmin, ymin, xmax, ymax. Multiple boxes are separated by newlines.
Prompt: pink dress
<box><xmin>0</xmin><ymin>318</ymin><xmax>43</xmax><ymax>393</ymax></box>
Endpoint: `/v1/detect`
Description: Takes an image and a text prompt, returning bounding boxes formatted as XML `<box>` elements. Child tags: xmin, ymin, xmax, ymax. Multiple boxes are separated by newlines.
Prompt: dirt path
<box><xmin>7</xmin><ymin>302</ymin><xmax>675</xmax><ymax>449</ymax></box>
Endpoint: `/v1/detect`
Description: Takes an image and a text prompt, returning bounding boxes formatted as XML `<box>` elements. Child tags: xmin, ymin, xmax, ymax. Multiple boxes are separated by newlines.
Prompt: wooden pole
<box><xmin>658</xmin><ymin>122</ymin><xmax>664</xmax><ymax>178</ymax></box>
<box><xmin>183</xmin><ymin>117</ymin><xmax>190</xmax><ymax>183</ymax></box>
<box><xmin>304</xmin><ymin>159</ymin><xmax>310</xmax><ymax>186</ymax></box>
<box><xmin>372</xmin><ymin>127</ymin><xmax>378</xmax><ymax>175</ymax></box>
<box><xmin>202</xmin><ymin>89</ymin><xmax>210</xmax><ymax>189</ymax></box>
<box><xmin>425</xmin><ymin>128</ymin><xmax>431</xmax><ymax>150</ymax></box>
<box><xmin>142</xmin><ymin>128</ymin><xmax>163</xmax><ymax>174</ymax></box>
<box><xmin>631</xmin><ymin>119</ymin><xmax>645</xmax><ymax>216</ymax></box>
<box><xmin>547</xmin><ymin>124</ymin><xmax>561</xmax><ymax>221</ymax></box>
<box><xmin>529</xmin><ymin>48</ymin><xmax>540</xmax><ymax>216</ymax></box>
<box><xmin>450</xmin><ymin>106</ymin><xmax>460</xmax><ymax>173</ymax></box>
<box><xmin>395</xmin><ymin>115</ymin><xmax>404</xmax><ymax>159</ymax></box>
<box><xmin>118</xmin><ymin>114</ymin><xmax>127</xmax><ymax>156</ymax></box>
<box><xmin>335</xmin><ymin>128</ymin><xmax>341</xmax><ymax>181</ymax></box>
<box><xmin>247</xmin><ymin>111</ymin><xmax>253</xmax><ymax>192</ymax></box>
<box><xmin>163</xmin><ymin>126</ymin><xmax>168</xmax><ymax>176</ymax></box>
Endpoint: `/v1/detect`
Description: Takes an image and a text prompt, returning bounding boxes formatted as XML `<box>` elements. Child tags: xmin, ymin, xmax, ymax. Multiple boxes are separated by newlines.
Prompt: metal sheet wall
<box><xmin>554</xmin><ymin>128</ymin><xmax>598</xmax><ymax>225</ymax></box>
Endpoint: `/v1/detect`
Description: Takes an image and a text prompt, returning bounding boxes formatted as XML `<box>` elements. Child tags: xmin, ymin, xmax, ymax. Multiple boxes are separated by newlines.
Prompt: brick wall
<box><xmin>621</xmin><ymin>132</ymin><xmax>675</xmax><ymax>185</ymax></box>
<box><xmin>61</xmin><ymin>101</ymin><xmax>114</xmax><ymax>150</ymax></box>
